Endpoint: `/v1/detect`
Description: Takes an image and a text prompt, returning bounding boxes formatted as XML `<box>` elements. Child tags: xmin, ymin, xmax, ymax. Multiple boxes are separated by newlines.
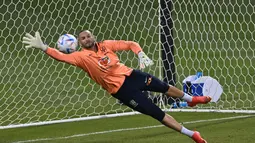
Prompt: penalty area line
<box><xmin>13</xmin><ymin>114</ymin><xmax>255</xmax><ymax>143</ymax></box>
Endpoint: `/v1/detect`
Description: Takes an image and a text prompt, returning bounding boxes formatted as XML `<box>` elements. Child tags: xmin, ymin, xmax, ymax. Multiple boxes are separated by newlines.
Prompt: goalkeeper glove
<box><xmin>22</xmin><ymin>31</ymin><xmax>48</xmax><ymax>51</ymax></box>
<box><xmin>138</xmin><ymin>51</ymin><xmax>154</xmax><ymax>69</ymax></box>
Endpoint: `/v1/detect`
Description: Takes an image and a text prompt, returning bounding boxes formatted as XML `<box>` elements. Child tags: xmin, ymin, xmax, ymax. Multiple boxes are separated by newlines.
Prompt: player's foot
<box><xmin>192</xmin><ymin>131</ymin><xmax>207</xmax><ymax>143</ymax></box>
<box><xmin>187</xmin><ymin>96</ymin><xmax>211</xmax><ymax>107</ymax></box>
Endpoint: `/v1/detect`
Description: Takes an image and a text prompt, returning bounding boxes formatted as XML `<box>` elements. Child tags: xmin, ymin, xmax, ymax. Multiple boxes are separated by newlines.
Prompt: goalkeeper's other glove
<box><xmin>22</xmin><ymin>31</ymin><xmax>48</xmax><ymax>51</ymax></box>
<box><xmin>138</xmin><ymin>51</ymin><xmax>154</xmax><ymax>69</ymax></box>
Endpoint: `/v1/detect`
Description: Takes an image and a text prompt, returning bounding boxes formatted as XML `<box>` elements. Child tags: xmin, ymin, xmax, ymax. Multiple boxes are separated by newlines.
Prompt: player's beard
<box><xmin>83</xmin><ymin>41</ymin><xmax>95</xmax><ymax>49</ymax></box>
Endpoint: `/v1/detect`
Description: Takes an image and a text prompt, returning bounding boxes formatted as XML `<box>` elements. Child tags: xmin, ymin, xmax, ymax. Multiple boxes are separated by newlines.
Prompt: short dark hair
<box><xmin>77</xmin><ymin>30</ymin><xmax>93</xmax><ymax>37</ymax></box>
<box><xmin>77</xmin><ymin>30</ymin><xmax>86</xmax><ymax>36</ymax></box>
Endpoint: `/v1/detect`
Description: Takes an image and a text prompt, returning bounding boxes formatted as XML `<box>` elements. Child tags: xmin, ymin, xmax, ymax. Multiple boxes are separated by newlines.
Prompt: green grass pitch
<box><xmin>0</xmin><ymin>112</ymin><xmax>255</xmax><ymax>143</ymax></box>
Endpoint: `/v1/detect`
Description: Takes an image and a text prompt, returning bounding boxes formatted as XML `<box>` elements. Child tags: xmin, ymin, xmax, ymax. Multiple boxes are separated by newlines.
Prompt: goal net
<box><xmin>0</xmin><ymin>0</ymin><xmax>254</xmax><ymax>129</ymax></box>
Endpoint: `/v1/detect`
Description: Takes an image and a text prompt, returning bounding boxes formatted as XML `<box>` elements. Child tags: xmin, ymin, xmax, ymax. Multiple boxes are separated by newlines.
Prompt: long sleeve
<box><xmin>104</xmin><ymin>40</ymin><xmax>142</xmax><ymax>54</ymax></box>
<box><xmin>45</xmin><ymin>47</ymin><xmax>79</xmax><ymax>66</ymax></box>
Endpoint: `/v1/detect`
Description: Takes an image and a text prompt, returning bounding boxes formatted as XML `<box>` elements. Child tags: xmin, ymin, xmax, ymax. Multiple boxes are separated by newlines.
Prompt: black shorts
<box><xmin>111</xmin><ymin>70</ymin><xmax>169</xmax><ymax>122</ymax></box>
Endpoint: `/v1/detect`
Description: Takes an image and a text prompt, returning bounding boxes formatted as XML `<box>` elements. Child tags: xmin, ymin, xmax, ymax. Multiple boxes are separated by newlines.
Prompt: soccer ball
<box><xmin>57</xmin><ymin>34</ymin><xmax>78</xmax><ymax>53</ymax></box>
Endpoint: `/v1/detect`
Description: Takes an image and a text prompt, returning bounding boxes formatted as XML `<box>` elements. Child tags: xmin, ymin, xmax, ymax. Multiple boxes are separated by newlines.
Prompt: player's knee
<box><xmin>142</xmin><ymin>106</ymin><xmax>165</xmax><ymax>122</ymax></box>
<box><xmin>165</xmin><ymin>84</ymin><xmax>173</xmax><ymax>93</ymax></box>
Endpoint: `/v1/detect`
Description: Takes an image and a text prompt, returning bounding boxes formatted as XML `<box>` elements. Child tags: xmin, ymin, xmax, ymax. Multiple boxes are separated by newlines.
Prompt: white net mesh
<box><xmin>0</xmin><ymin>0</ymin><xmax>254</xmax><ymax>128</ymax></box>
<box><xmin>172</xmin><ymin>0</ymin><xmax>255</xmax><ymax>110</ymax></box>
<box><xmin>0</xmin><ymin>0</ymin><xmax>159</xmax><ymax>127</ymax></box>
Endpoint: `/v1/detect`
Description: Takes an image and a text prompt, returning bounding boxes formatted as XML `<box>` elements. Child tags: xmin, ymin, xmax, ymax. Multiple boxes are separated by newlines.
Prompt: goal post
<box><xmin>159</xmin><ymin>0</ymin><xmax>176</xmax><ymax>106</ymax></box>
<box><xmin>0</xmin><ymin>0</ymin><xmax>254</xmax><ymax>129</ymax></box>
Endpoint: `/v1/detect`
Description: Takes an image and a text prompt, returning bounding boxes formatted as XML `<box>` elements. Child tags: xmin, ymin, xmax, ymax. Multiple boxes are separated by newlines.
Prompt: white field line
<box><xmin>13</xmin><ymin>114</ymin><xmax>255</xmax><ymax>143</ymax></box>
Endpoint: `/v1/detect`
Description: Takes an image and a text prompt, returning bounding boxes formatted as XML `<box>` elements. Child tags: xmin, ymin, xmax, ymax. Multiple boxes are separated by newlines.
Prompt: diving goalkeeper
<box><xmin>22</xmin><ymin>30</ymin><xmax>210</xmax><ymax>143</ymax></box>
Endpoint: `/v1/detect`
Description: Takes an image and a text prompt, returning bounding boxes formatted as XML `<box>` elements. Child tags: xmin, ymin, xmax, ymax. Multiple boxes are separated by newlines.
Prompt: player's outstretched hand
<box><xmin>22</xmin><ymin>31</ymin><xmax>48</xmax><ymax>51</ymax></box>
<box><xmin>138</xmin><ymin>51</ymin><xmax>154</xmax><ymax>69</ymax></box>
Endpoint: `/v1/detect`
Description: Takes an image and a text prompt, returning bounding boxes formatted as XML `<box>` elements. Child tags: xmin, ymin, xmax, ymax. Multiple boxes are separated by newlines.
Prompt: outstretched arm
<box><xmin>22</xmin><ymin>31</ymin><xmax>79</xmax><ymax>66</ymax></box>
<box><xmin>45</xmin><ymin>48</ymin><xmax>79</xmax><ymax>66</ymax></box>
<box><xmin>106</xmin><ymin>40</ymin><xmax>154</xmax><ymax>69</ymax></box>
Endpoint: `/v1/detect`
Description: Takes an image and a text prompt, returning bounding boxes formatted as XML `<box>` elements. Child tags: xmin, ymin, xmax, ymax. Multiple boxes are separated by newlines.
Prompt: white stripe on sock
<box><xmin>181</xmin><ymin>126</ymin><xmax>194</xmax><ymax>137</ymax></box>
<box><xmin>181</xmin><ymin>93</ymin><xmax>193</xmax><ymax>102</ymax></box>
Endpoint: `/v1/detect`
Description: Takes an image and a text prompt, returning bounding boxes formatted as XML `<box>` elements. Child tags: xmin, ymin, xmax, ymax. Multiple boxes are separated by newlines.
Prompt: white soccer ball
<box><xmin>57</xmin><ymin>34</ymin><xmax>78</xmax><ymax>53</ymax></box>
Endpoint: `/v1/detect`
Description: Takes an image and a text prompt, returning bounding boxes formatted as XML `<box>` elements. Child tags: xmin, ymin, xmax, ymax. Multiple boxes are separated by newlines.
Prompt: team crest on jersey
<box><xmin>98</xmin><ymin>56</ymin><xmax>111</xmax><ymax>67</ymax></box>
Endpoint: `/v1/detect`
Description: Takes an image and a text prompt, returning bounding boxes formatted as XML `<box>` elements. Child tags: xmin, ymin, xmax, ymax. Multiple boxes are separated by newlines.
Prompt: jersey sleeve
<box><xmin>45</xmin><ymin>47</ymin><xmax>80</xmax><ymax>66</ymax></box>
<box><xmin>104</xmin><ymin>40</ymin><xmax>142</xmax><ymax>54</ymax></box>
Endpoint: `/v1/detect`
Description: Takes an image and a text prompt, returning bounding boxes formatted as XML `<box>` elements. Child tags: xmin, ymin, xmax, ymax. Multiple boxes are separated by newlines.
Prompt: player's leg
<box><xmin>112</xmin><ymin>89</ymin><xmax>179</xmax><ymax>129</ymax></box>
<box><xmin>112</xmin><ymin>89</ymin><xmax>164</xmax><ymax>121</ymax></box>
<box><xmin>135</xmin><ymin>70</ymin><xmax>211</xmax><ymax>106</ymax></box>
<box><xmin>164</xmin><ymin>85</ymin><xmax>211</xmax><ymax>107</ymax></box>
<box><xmin>162</xmin><ymin>114</ymin><xmax>207</xmax><ymax>143</ymax></box>
<box><xmin>112</xmin><ymin>89</ymin><xmax>207</xmax><ymax>143</ymax></box>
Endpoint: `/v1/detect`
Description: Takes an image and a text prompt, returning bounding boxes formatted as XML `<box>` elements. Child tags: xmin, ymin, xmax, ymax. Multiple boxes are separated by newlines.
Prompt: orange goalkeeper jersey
<box><xmin>46</xmin><ymin>40</ymin><xmax>142</xmax><ymax>94</ymax></box>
